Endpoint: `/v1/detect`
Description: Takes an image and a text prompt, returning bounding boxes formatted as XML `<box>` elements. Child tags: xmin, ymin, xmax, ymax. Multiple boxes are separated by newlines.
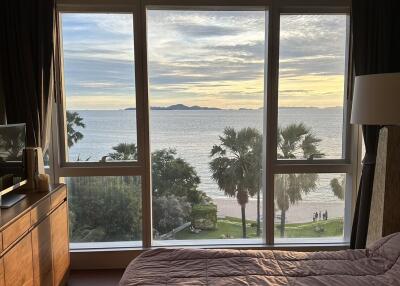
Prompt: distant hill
<box><xmin>124</xmin><ymin>104</ymin><xmax>340</xmax><ymax>111</ymax></box>
<box><xmin>125</xmin><ymin>104</ymin><xmax>221</xmax><ymax>111</ymax></box>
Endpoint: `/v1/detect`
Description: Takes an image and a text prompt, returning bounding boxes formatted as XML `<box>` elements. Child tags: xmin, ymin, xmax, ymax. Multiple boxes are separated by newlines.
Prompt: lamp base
<box><xmin>367</xmin><ymin>126</ymin><xmax>400</xmax><ymax>246</ymax></box>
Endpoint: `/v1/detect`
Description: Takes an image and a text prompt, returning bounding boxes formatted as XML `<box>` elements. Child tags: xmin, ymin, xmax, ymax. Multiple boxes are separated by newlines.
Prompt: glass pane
<box><xmin>148</xmin><ymin>9</ymin><xmax>266</xmax><ymax>244</ymax></box>
<box><xmin>65</xmin><ymin>176</ymin><xmax>142</xmax><ymax>248</ymax></box>
<box><xmin>61</xmin><ymin>13</ymin><xmax>137</xmax><ymax>162</ymax></box>
<box><xmin>278</xmin><ymin>15</ymin><xmax>347</xmax><ymax>160</ymax></box>
<box><xmin>274</xmin><ymin>173</ymin><xmax>346</xmax><ymax>242</ymax></box>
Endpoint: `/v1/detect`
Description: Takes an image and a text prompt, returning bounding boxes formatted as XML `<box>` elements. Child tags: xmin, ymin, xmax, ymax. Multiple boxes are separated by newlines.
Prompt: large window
<box><xmin>148</xmin><ymin>9</ymin><xmax>266</xmax><ymax>244</ymax></box>
<box><xmin>57</xmin><ymin>9</ymin><xmax>145</xmax><ymax>249</ymax></box>
<box><xmin>54</xmin><ymin>1</ymin><xmax>355</xmax><ymax>251</ymax></box>
<box><xmin>273</xmin><ymin>14</ymin><xmax>350</xmax><ymax>242</ymax></box>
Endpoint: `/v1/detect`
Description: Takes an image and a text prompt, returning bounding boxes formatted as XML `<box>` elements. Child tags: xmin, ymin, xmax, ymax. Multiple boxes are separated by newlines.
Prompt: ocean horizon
<box><xmin>67</xmin><ymin>108</ymin><xmax>344</xmax><ymax>203</ymax></box>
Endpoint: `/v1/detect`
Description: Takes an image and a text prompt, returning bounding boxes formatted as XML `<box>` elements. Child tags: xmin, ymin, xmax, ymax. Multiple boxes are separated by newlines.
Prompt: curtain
<box><xmin>0</xmin><ymin>0</ymin><xmax>59</xmax><ymax>152</ymax></box>
<box><xmin>0</xmin><ymin>68</ymin><xmax>6</xmax><ymax>125</ymax></box>
<box><xmin>350</xmin><ymin>0</ymin><xmax>400</xmax><ymax>248</ymax></box>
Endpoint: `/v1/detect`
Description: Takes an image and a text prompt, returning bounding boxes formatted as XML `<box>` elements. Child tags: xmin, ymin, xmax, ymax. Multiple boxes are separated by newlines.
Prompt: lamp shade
<box><xmin>351</xmin><ymin>73</ymin><xmax>400</xmax><ymax>125</ymax></box>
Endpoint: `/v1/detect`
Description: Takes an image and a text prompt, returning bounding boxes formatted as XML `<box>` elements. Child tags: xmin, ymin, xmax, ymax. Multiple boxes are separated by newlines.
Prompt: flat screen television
<box><xmin>0</xmin><ymin>123</ymin><xmax>27</xmax><ymax>195</ymax></box>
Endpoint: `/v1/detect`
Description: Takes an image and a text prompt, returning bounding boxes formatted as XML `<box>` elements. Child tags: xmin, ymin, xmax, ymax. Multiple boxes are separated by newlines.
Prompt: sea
<box><xmin>68</xmin><ymin>108</ymin><xmax>345</xmax><ymax>204</ymax></box>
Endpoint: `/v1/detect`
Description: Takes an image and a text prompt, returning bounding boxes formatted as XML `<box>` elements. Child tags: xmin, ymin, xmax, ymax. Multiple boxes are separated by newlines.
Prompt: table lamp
<box><xmin>351</xmin><ymin>73</ymin><xmax>400</xmax><ymax>125</ymax></box>
<box><xmin>351</xmin><ymin>72</ymin><xmax>400</xmax><ymax>246</ymax></box>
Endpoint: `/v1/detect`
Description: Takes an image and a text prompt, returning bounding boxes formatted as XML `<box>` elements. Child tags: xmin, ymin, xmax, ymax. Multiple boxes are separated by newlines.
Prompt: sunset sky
<box><xmin>61</xmin><ymin>11</ymin><xmax>347</xmax><ymax>110</ymax></box>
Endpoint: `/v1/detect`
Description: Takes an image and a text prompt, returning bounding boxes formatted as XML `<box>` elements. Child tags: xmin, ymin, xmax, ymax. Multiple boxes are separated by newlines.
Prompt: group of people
<box><xmin>313</xmin><ymin>210</ymin><xmax>328</xmax><ymax>222</ymax></box>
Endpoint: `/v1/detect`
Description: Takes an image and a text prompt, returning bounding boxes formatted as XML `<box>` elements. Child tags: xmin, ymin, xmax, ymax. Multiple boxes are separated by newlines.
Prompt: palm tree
<box><xmin>108</xmin><ymin>143</ymin><xmax>137</xmax><ymax>161</ymax></box>
<box><xmin>249</xmin><ymin>132</ymin><xmax>262</xmax><ymax>236</ymax></box>
<box><xmin>275</xmin><ymin>123</ymin><xmax>323</xmax><ymax>238</ymax></box>
<box><xmin>66</xmin><ymin>111</ymin><xmax>85</xmax><ymax>148</ymax></box>
<box><xmin>210</xmin><ymin>127</ymin><xmax>261</xmax><ymax>238</ymax></box>
<box><xmin>330</xmin><ymin>175</ymin><xmax>345</xmax><ymax>200</ymax></box>
<box><xmin>277</xmin><ymin>123</ymin><xmax>323</xmax><ymax>159</ymax></box>
<box><xmin>275</xmin><ymin>173</ymin><xmax>318</xmax><ymax>237</ymax></box>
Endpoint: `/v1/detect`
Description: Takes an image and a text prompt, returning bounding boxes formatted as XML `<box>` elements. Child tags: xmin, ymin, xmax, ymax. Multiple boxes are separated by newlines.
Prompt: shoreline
<box><xmin>213</xmin><ymin>198</ymin><xmax>344</xmax><ymax>224</ymax></box>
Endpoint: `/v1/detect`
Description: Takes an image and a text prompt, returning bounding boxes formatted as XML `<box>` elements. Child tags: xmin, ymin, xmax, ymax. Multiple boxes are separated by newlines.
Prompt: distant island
<box><xmin>123</xmin><ymin>104</ymin><xmax>342</xmax><ymax>111</ymax></box>
<box><xmin>125</xmin><ymin>104</ymin><xmax>221</xmax><ymax>111</ymax></box>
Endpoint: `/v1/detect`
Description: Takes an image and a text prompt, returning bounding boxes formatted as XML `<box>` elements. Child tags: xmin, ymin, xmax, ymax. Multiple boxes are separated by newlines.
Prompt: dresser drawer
<box><xmin>0</xmin><ymin>258</ymin><xmax>4</xmax><ymax>286</ymax></box>
<box><xmin>3</xmin><ymin>212</ymin><xmax>31</xmax><ymax>250</ymax></box>
<box><xmin>31</xmin><ymin>197</ymin><xmax>51</xmax><ymax>225</ymax></box>
<box><xmin>51</xmin><ymin>187</ymin><xmax>67</xmax><ymax>209</ymax></box>
<box><xmin>0</xmin><ymin>232</ymin><xmax>3</xmax><ymax>253</ymax></box>
<box><xmin>3</xmin><ymin>233</ymin><xmax>34</xmax><ymax>286</ymax></box>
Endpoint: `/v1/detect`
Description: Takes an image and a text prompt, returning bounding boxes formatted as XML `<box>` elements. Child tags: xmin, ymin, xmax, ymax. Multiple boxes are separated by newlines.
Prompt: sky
<box><xmin>61</xmin><ymin>11</ymin><xmax>347</xmax><ymax>110</ymax></box>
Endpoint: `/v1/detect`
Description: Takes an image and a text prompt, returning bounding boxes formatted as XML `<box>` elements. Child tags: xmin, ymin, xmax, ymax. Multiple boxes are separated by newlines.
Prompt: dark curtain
<box><xmin>350</xmin><ymin>0</ymin><xmax>400</xmax><ymax>248</ymax></box>
<box><xmin>0</xmin><ymin>0</ymin><xmax>59</xmax><ymax>152</ymax></box>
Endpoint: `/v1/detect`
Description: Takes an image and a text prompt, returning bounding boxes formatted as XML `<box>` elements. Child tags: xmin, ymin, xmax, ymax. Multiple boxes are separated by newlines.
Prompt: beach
<box><xmin>214</xmin><ymin>198</ymin><xmax>345</xmax><ymax>224</ymax></box>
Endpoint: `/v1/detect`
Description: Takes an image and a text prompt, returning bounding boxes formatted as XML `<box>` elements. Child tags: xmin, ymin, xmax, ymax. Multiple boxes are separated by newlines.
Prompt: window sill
<box><xmin>70</xmin><ymin>238</ymin><xmax>350</xmax><ymax>269</ymax></box>
<box><xmin>70</xmin><ymin>237</ymin><xmax>349</xmax><ymax>252</ymax></box>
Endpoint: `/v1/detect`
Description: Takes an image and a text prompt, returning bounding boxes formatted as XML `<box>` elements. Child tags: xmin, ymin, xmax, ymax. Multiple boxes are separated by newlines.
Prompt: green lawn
<box><xmin>175</xmin><ymin>217</ymin><xmax>343</xmax><ymax>240</ymax></box>
<box><xmin>281</xmin><ymin>218</ymin><xmax>344</xmax><ymax>238</ymax></box>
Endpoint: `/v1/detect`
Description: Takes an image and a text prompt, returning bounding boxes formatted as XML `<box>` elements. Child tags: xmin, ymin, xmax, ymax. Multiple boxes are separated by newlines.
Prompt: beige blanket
<box><xmin>120</xmin><ymin>233</ymin><xmax>400</xmax><ymax>285</ymax></box>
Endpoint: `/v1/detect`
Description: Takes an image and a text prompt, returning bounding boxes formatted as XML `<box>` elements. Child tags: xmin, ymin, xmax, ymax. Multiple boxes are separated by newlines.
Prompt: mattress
<box><xmin>120</xmin><ymin>233</ymin><xmax>400</xmax><ymax>285</ymax></box>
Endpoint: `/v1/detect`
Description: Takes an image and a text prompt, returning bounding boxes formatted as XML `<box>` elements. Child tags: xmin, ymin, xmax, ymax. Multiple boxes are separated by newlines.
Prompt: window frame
<box><xmin>54</xmin><ymin>1</ymin><xmax>153</xmax><ymax>248</ymax></box>
<box><xmin>267</xmin><ymin>9</ymin><xmax>356</xmax><ymax>244</ymax></box>
<box><xmin>53</xmin><ymin>0</ymin><xmax>357</xmax><ymax>261</ymax></box>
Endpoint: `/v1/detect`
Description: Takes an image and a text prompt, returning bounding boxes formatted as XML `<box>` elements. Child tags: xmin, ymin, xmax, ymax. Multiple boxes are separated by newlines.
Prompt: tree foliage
<box><xmin>153</xmin><ymin>195</ymin><xmax>191</xmax><ymax>235</ymax></box>
<box><xmin>277</xmin><ymin>123</ymin><xmax>323</xmax><ymax>159</ymax></box>
<box><xmin>191</xmin><ymin>204</ymin><xmax>217</xmax><ymax>230</ymax></box>
<box><xmin>66</xmin><ymin>111</ymin><xmax>85</xmax><ymax>148</ymax></box>
<box><xmin>152</xmin><ymin>148</ymin><xmax>209</xmax><ymax>206</ymax></box>
<box><xmin>69</xmin><ymin>176</ymin><xmax>142</xmax><ymax>242</ymax></box>
<box><xmin>330</xmin><ymin>176</ymin><xmax>345</xmax><ymax>200</ymax></box>
<box><xmin>108</xmin><ymin>143</ymin><xmax>138</xmax><ymax>161</ymax></box>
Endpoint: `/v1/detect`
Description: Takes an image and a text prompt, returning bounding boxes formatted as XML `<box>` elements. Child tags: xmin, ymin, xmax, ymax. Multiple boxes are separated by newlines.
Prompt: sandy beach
<box><xmin>214</xmin><ymin>198</ymin><xmax>344</xmax><ymax>224</ymax></box>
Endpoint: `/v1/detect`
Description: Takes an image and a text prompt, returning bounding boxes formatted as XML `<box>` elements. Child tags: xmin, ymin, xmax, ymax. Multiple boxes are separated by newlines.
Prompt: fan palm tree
<box><xmin>330</xmin><ymin>175</ymin><xmax>345</xmax><ymax>200</ymax></box>
<box><xmin>66</xmin><ymin>111</ymin><xmax>85</xmax><ymax>148</ymax></box>
<box><xmin>277</xmin><ymin>123</ymin><xmax>323</xmax><ymax>159</ymax></box>
<box><xmin>210</xmin><ymin>127</ymin><xmax>261</xmax><ymax>238</ymax></box>
<box><xmin>275</xmin><ymin>123</ymin><xmax>323</xmax><ymax>237</ymax></box>
<box><xmin>108</xmin><ymin>143</ymin><xmax>137</xmax><ymax>161</ymax></box>
<box><xmin>275</xmin><ymin>173</ymin><xmax>318</xmax><ymax>237</ymax></box>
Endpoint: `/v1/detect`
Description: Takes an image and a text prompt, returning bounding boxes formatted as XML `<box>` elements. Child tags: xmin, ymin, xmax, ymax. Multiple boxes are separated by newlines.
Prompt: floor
<box><xmin>68</xmin><ymin>269</ymin><xmax>124</xmax><ymax>286</ymax></box>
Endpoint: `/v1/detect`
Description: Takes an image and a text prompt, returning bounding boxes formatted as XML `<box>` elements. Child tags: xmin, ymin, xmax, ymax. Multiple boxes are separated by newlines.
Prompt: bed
<box><xmin>120</xmin><ymin>233</ymin><xmax>400</xmax><ymax>285</ymax></box>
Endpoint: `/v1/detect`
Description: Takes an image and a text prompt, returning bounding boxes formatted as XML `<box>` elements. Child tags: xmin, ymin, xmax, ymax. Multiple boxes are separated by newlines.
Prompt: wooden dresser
<box><xmin>0</xmin><ymin>184</ymin><xmax>69</xmax><ymax>286</ymax></box>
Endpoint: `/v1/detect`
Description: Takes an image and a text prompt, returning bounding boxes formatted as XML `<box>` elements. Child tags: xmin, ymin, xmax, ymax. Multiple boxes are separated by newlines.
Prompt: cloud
<box><xmin>145</xmin><ymin>10</ymin><xmax>266</xmax><ymax>108</ymax></box>
<box><xmin>67</xmin><ymin>94</ymin><xmax>136</xmax><ymax>110</ymax></box>
<box><xmin>61</xmin><ymin>12</ymin><xmax>348</xmax><ymax>109</ymax></box>
<box><xmin>173</xmin><ymin>23</ymin><xmax>241</xmax><ymax>37</ymax></box>
<box><xmin>63</xmin><ymin>56</ymin><xmax>136</xmax><ymax>97</ymax></box>
<box><xmin>62</xmin><ymin>13</ymin><xmax>133</xmax><ymax>35</ymax></box>
<box><xmin>279</xmin><ymin>15</ymin><xmax>347</xmax><ymax>78</ymax></box>
<box><xmin>278</xmin><ymin>74</ymin><xmax>345</xmax><ymax>107</ymax></box>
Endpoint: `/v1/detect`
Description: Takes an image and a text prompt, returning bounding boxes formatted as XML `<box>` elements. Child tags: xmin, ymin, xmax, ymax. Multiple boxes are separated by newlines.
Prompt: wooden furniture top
<box><xmin>0</xmin><ymin>184</ymin><xmax>65</xmax><ymax>232</ymax></box>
